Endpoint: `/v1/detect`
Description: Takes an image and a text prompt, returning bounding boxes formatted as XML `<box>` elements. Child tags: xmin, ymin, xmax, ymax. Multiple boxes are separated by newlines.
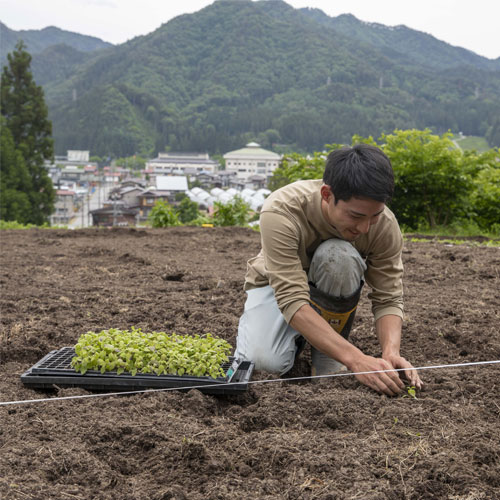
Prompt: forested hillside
<box><xmin>300</xmin><ymin>10</ymin><xmax>500</xmax><ymax>72</ymax></box>
<box><xmin>0</xmin><ymin>22</ymin><xmax>112</xmax><ymax>64</ymax></box>
<box><xmin>4</xmin><ymin>0</ymin><xmax>500</xmax><ymax>157</ymax></box>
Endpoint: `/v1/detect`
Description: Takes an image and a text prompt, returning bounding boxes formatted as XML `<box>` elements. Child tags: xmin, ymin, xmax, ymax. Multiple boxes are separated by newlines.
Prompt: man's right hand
<box><xmin>348</xmin><ymin>354</ymin><xmax>405</xmax><ymax>396</ymax></box>
<box><xmin>290</xmin><ymin>304</ymin><xmax>405</xmax><ymax>396</ymax></box>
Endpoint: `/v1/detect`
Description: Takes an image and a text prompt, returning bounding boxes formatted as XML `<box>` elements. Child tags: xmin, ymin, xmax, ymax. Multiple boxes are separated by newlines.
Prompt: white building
<box><xmin>155</xmin><ymin>175</ymin><xmax>189</xmax><ymax>191</ymax></box>
<box><xmin>223</xmin><ymin>142</ymin><xmax>281</xmax><ymax>181</ymax></box>
<box><xmin>46</xmin><ymin>150</ymin><xmax>97</xmax><ymax>183</ymax></box>
<box><xmin>67</xmin><ymin>150</ymin><xmax>90</xmax><ymax>162</ymax></box>
<box><xmin>51</xmin><ymin>189</ymin><xmax>77</xmax><ymax>225</ymax></box>
<box><xmin>145</xmin><ymin>152</ymin><xmax>219</xmax><ymax>178</ymax></box>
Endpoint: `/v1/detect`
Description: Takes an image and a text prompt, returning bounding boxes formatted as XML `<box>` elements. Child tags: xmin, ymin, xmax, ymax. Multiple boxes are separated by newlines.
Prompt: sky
<box><xmin>1</xmin><ymin>0</ymin><xmax>499</xmax><ymax>60</ymax></box>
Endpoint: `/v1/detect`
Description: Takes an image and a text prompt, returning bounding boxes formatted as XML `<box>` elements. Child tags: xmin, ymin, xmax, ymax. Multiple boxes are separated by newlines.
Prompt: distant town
<box><xmin>47</xmin><ymin>142</ymin><xmax>280</xmax><ymax>228</ymax></box>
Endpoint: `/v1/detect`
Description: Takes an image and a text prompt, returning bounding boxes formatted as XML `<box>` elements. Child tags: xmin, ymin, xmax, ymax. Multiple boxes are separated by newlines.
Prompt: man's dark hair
<box><xmin>323</xmin><ymin>144</ymin><xmax>394</xmax><ymax>204</ymax></box>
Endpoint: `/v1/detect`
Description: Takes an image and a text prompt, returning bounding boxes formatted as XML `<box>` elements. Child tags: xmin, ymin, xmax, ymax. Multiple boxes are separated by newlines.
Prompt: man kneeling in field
<box><xmin>235</xmin><ymin>144</ymin><xmax>422</xmax><ymax>395</ymax></box>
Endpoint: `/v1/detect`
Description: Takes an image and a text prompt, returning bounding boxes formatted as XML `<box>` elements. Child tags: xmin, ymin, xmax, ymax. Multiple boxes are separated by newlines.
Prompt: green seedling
<box><xmin>71</xmin><ymin>327</ymin><xmax>232</xmax><ymax>379</ymax></box>
<box><xmin>402</xmin><ymin>385</ymin><xmax>418</xmax><ymax>399</ymax></box>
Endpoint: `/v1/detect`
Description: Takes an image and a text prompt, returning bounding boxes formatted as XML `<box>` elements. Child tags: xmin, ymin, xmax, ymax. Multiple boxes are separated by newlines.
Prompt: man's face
<box><xmin>320</xmin><ymin>185</ymin><xmax>385</xmax><ymax>241</ymax></box>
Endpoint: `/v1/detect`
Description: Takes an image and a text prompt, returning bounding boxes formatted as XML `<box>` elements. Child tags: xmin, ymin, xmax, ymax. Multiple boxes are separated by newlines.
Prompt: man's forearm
<box><xmin>376</xmin><ymin>314</ymin><xmax>403</xmax><ymax>358</ymax></box>
<box><xmin>290</xmin><ymin>304</ymin><xmax>407</xmax><ymax>395</ymax></box>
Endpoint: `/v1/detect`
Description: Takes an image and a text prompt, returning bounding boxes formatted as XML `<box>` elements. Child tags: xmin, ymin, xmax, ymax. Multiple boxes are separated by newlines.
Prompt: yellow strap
<box><xmin>310</xmin><ymin>301</ymin><xmax>357</xmax><ymax>333</ymax></box>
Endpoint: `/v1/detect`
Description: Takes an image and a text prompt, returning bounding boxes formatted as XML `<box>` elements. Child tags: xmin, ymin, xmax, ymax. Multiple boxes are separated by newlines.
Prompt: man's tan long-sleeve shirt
<box><xmin>244</xmin><ymin>179</ymin><xmax>404</xmax><ymax>324</ymax></box>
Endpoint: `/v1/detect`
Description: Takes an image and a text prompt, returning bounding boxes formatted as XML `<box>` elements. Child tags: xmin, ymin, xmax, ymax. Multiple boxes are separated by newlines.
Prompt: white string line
<box><xmin>1</xmin><ymin>359</ymin><xmax>499</xmax><ymax>407</ymax></box>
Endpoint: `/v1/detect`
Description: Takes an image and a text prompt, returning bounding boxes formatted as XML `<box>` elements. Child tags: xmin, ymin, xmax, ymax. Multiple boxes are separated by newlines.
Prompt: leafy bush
<box><xmin>382</xmin><ymin>129</ymin><xmax>469</xmax><ymax>228</ymax></box>
<box><xmin>212</xmin><ymin>196</ymin><xmax>251</xmax><ymax>226</ymax></box>
<box><xmin>187</xmin><ymin>214</ymin><xmax>214</xmax><ymax>226</ymax></box>
<box><xmin>267</xmin><ymin>129</ymin><xmax>499</xmax><ymax>233</ymax></box>
<box><xmin>176</xmin><ymin>197</ymin><xmax>200</xmax><ymax>223</ymax></box>
<box><xmin>0</xmin><ymin>220</ymin><xmax>55</xmax><ymax>229</ymax></box>
<box><xmin>268</xmin><ymin>151</ymin><xmax>328</xmax><ymax>191</ymax></box>
<box><xmin>71</xmin><ymin>328</ymin><xmax>232</xmax><ymax>378</ymax></box>
<box><xmin>148</xmin><ymin>200</ymin><xmax>181</xmax><ymax>227</ymax></box>
<box><xmin>0</xmin><ymin>220</ymin><xmax>37</xmax><ymax>229</ymax></box>
<box><xmin>147</xmin><ymin>196</ymin><xmax>253</xmax><ymax>228</ymax></box>
<box><xmin>468</xmin><ymin>155</ymin><xmax>500</xmax><ymax>231</ymax></box>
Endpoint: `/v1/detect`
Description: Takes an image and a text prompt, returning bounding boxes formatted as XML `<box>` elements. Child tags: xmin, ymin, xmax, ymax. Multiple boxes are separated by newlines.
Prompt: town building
<box><xmin>94</xmin><ymin>176</ymin><xmax>190</xmax><ymax>226</ymax></box>
<box><xmin>114</xmin><ymin>186</ymin><xmax>145</xmax><ymax>208</ymax></box>
<box><xmin>50</xmin><ymin>150</ymin><xmax>97</xmax><ymax>169</ymax></box>
<box><xmin>135</xmin><ymin>176</ymin><xmax>190</xmax><ymax>221</ymax></box>
<box><xmin>90</xmin><ymin>204</ymin><xmax>138</xmax><ymax>227</ymax></box>
<box><xmin>60</xmin><ymin>165</ymin><xmax>85</xmax><ymax>183</ymax></box>
<box><xmin>45</xmin><ymin>150</ymin><xmax>99</xmax><ymax>187</ymax></box>
<box><xmin>50</xmin><ymin>189</ymin><xmax>77</xmax><ymax>225</ymax></box>
<box><xmin>223</xmin><ymin>142</ymin><xmax>281</xmax><ymax>182</ymax></box>
<box><xmin>156</xmin><ymin>175</ymin><xmax>189</xmax><ymax>193</ymax></box>
<box><xmin>102</xmin><ymin>166</ymin><xmax>127</xmax><ymax>184</ymax></box>
<box><xmin>145</xmin><ymin>152</ymin><xmax>219</xmax><ymax>181</ymax></box>
<box><xmin>67</xmin><ymin>150</ymin><xmax>90</xmax><ymax>162</ymax></box>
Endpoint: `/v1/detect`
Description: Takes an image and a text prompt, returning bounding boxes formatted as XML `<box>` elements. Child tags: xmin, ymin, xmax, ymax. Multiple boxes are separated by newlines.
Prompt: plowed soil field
<box><xmin>1</xmin><ymin>227</ymin><xmax>499</xmax><ymax>500</ymax></box>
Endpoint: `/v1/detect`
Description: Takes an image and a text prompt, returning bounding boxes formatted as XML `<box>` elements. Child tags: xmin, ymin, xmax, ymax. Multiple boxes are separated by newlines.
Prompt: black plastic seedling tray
<box><xmin>21</xmin><ymin>347</ymin><xmax>254</xmax><ymax>395</ymax></box>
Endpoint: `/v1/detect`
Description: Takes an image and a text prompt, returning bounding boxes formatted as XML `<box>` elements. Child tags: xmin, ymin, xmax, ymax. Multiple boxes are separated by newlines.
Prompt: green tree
<box><xmin>90</xmin><ymin>155</ymin><xmax>104</xmax><ymax>168</ymax></box>
<box><xmin>350</xmin><ymin>135</ymin><xmax>378</xmax><ymax>147</ymax></box>
<box><xmin>148</xmin><ymin>200</ymin><xmax>181</xmax><ymax>227</ymax></box>
<box><xmin>0</xmin><ymin>118</ymin><xmax>32</xmax><ymax>223</ymax></box>
<box><xmin>1</xmin><ymin>41</ymin><xmax>55</xmax><ymax>224</ymax></box>
<box><xmin>381</xmin><ymin>129</ymin><xmax>470</xmax><ymax>228</ymax></box>
<box><xmin>268</xmin><ymin>152</ymin><xmax>324</xmax><ymax>191</ymax></box>
<box><xmin>264</xmin><ymin>128</ymin><xmax>500</xmax><ymax>232</ymax></box>
<box><xmin>268</xmin><ymin>144</ymin><xmax>344</xmax><ymax>191</ymax></box>
<box><xmin>211</xmin><ymin>154</ymin><xmax>225</xmax><ymax>170</ymax></box>
<box><xmin>115</xmin><ymin>155</ymin><xmax>147</xmax><ymax>170</ymax></box>
<box><xmin>467</xmin><ymin>148</ymin><xmax>500</xmax><ymax>231</ymax></box>
<box><xmin>485</xmin><ymin>117</ymin><xmax>500</xmax><ymax>148</ymax></box>
<box><xmin>257</xmin><ymin>128</ymin><xmax>281</xmax><ymax>149</ymax></box>
<box><xmin>176</xmin><ymin>197</ymin><xmax>200</xmax><ymax>224</ymax></box>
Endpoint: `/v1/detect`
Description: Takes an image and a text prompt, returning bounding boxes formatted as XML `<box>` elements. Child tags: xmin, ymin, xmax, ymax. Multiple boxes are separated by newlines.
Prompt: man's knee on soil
<box><xmin>237</xmin><ymin>342</ymin><xmax>294</xmax><ymax>374</ymax></box>
<box><xmin>308</xmin><ymin>238</ymin><xmax>366</xmax><ymax>297</ymax></box>
<box><xmin>235</xmin><ymin>286</ymin><xmax>299</xmax><ymax>374</ymax></box>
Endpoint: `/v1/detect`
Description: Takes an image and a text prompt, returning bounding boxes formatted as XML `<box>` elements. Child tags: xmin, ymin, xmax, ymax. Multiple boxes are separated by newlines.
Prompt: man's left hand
<box><xmin>383</xmin><ymin>354</ymin><xmax>423</xmax><ymax>390</ymax></box>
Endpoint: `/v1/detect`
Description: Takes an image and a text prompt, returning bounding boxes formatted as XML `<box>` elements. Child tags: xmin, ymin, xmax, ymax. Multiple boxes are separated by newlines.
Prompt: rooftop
<box><xmin>224</xmin><ymin>142</ymin><xmax>281</xmax><ymax>159</ymax></box>
<box><xmin>147</xmin><ymin>157</ymin><xmax>218</xmax><ymax>166</ymax></box>
<box><xmin>156</xmin><ymin>175</ymin><xmax>189</xmax><ymax>191</ymax></box>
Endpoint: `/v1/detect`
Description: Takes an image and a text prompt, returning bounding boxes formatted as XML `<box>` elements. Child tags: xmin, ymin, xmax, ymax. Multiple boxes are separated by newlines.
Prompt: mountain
<box><xmin>28</xmin><ymin>44</ymin><xmax>105</xmax><ymax>87</ymax></box>
<box><xmin>7</xmin><ymin>0</ymin><xmax>500</xmax><ymax>156</ymax></box>
<box><xmin>299</xmin><ymin>10</ymin><xmax>500</xmax><ymax>72</ymax></box>
<box><xmin>0</xmin><ymin>22</ymin><xmax>112</xmax><ymax>63</ymax></box>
